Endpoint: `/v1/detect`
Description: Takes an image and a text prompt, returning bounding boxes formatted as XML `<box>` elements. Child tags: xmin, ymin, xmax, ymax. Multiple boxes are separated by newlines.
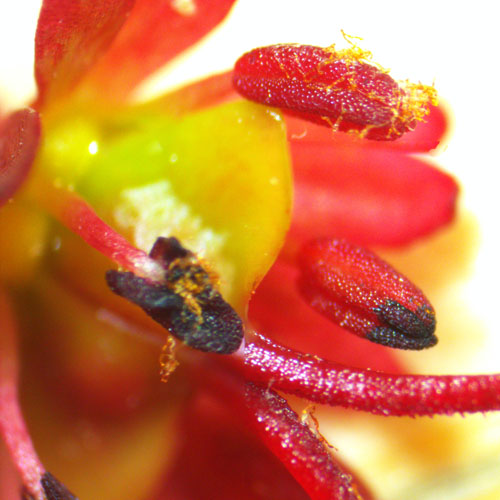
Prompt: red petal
<box><xmin>249</xmin><ymin>259</ymin><xmax>404</xmax><ymax>372</ymax></box>
<box><xmin>383</xmin><ymin>103</ymin><xmax>448</xmax><ymax>152</ymax></box>
<box><xmin>286</xmin><ymin>103</ymin><xmax>449</xmax><ymax>153</ymax></box>
<box><xmin>288</xmin><ymin>141</ymin><xmax>458</xmax><ymax>247</ymax></box>
<box><xmin>34</xmin><ymin>0</ymin><xmax>135</xmax><ymax>107</ymax></box>
<box><xmin>244</xmin><ymin>335</ymin><xmax>500</xmax><ymax>416</ymax></box>
<box><xmin>81</xmin><ymin>0</ymin><xmax>237</xmax><ymax>103</ymax></box>
<box><xmin>0</xmin><ymin>108</ymin><xmax>40</xmax><ymax>206</ymax></box>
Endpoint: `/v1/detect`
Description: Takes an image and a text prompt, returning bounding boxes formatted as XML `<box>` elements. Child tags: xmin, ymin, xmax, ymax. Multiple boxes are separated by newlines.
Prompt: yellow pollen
<box><xmin>159</xmin><ymin>336</ymin><xmax>179</xmax><ymax>383</ymax></box>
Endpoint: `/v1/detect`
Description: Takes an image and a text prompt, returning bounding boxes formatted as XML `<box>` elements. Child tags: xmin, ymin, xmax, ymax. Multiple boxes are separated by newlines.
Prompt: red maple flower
<box><xmin>1</xmin><ymin>2</ymin><xmax>499</xmax><ymax>500</ymax></box>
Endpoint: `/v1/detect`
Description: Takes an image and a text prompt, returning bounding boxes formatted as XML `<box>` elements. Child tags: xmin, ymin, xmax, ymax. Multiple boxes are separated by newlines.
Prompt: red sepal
<box><xmin>34</xmin><ymin>0</ymin><xmax>135</xmax><ymax>107</ymax></box>
<box><xmin>81</xmin><ymin>0</ymin><xmax>237</xmax><ymax>103</ymax></box>
<box><xmin>160</xmin><ymin>389</ymin><xmax>311</xmax><ymax>500</ymax></box>
<box><xmin>142</xmin><ymin>71</ymin><xmax>237</xmax><ymax>116</ymax></box>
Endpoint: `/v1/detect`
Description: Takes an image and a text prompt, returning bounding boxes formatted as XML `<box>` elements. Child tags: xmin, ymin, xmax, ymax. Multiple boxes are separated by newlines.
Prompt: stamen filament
<box><xmin>33</xmin><ymin>179</ymin><xmax>164</xmax><ymax>281</ymax></box>
<box><xmin>245</xmin><ymin>382</ymin><xmax>370</xmax><ymax>500</ymax></box>
<box><xmin>242</xmin><ymin>334</ymin><xmax>500</xmax><ymax>416</ymax></box>
<box><xmin>0</xmin><ymin>289</ymin><xmax>45</xmax><ymax>500</ymax></box>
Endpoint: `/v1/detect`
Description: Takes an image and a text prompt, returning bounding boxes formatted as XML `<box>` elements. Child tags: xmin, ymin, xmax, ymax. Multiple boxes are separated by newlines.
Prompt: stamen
<box><xmin>1</xmin><ymin>292</ymin><xmax>75</xmax><ymax>499</ymax></box>
<box><xmin>159</xmin><ymin>336</ymin><xmax>179</xmax><ymax>382</ymax></box>
<box><xmin>369</xmin><ymin>300</ymin><xmax>437</xmax><ymax>349</ymax></box>
<box><xmin>40</xmin><ymin>472</ymin><xmax>78</xmax><ymax>500</ymax></box>
<box><xmin>34</xmin><ymin>180</ymin><xmax>164</xmax><ymax>281</ymax></box>
<box><xmin>245</xmin><ymin>382</ymin><xmax>369</xmax><ymax>499</ymax></box>
<box><xmin>0</xmin><ymin>290</ymin><xmax>45</xmax><ymax>500</ymax></box>
<box><xmin>106</xmin><ymin>237</ymin><xmax>244</xmax><ymax>354</ymax></box>
<box><xmin>233</xmin><ymin>44</ymin><xmax>436</xmax><ymax>140</ymax></box>
<box><xmin>243</xmin><ymin>334</ymin><xmax>500</xmax><ymax>416</ymax></box>
<box><xmin>298</xmin><ymin>238</ymin><xmax>437</xmax><ymax>350</ymax></box>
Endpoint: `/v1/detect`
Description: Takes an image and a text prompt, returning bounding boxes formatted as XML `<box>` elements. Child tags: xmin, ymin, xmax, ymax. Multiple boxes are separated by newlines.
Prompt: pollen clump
<box><xmin>324</xmin><ymin>33</ymin><xmax>438</xmax><ymax>139</ymax></box>
<box><xmin>324</xmin><ymin>30</ymin><xmax>374</xmax><ymax>68</ymax></box>
<box><xmin>159</xmin><ymin>336</ymin><xmax>179</xmax><ymax>383</ymax></box>
<box><xmin>397</xmin><ymin>79</ymin><xmax>438</xmax><ymax>127</ymax></box>
<box><xmin>163</xmin><ymin>250</ymin><xmax>219</xmax><ymax>322</ymax></box>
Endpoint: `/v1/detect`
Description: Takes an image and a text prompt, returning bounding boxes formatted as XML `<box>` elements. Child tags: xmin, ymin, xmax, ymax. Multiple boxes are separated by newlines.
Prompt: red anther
<box><xmin>0</xmin><ymin>108</ymin><xmax>40</xmax><ymax>206</ymax></box>
<box><xmin>248</xmin><ymin>260</ymin><xmax>405</xmax><ymax>372</ymax></box>
<box><xmin>233</xmin><ymin>44</ymin><xmax>436</xmax><ymax>140</ymax></box>
<box><xmin>298</xmin><ymin>239</ymin><xmax>437</xmax><ymax>349</ymax></box>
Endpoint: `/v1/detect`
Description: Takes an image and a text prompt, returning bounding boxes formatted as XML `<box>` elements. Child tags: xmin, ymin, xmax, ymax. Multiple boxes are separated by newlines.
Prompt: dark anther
<box><xmin>367</xmin><ymin>326</ymin><xmax>438</xmax><ymax>350</ymax></box>
<box><xmin>370</xmin><ymin>299</ymin><xmax>437</xmax><ymax>350</ymax></box>
<box><xmin>106</xmin><ymin>237</ymin><xmax>244</xmax><ymax>354</ymax></box>
<box><xmin>148</xmin><ymin>236</ymin><xmax>189</xmax><ymax>265</ymax></box>
<box><xmin>41</xmin><ymin>472</ymin><xmax>78</xmax><ymax>500</ymax></box>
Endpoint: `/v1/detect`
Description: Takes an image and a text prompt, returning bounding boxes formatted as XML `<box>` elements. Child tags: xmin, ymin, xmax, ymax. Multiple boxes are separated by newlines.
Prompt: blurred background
<box><xmin>1</xmin><ymin>1</ymin><xmax>499</xmax><ymax>499</ymax></box>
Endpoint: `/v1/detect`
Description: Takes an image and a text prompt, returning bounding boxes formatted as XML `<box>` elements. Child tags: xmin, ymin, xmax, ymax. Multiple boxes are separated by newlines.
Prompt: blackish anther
<box><xmin>148</xmin><ymin>235</ymin><xmax>190</xmax><ymax>263</ymax></box>
<box><xmin>375</xmin><ymin>300</ymin><xmax>436</xmax><ymax>339</ymax></box>
<box><xmin>106</xmin><ymin>237</ymin><xmax>243</xmax><ymax>354</ymax></box>
<box><xmin>368</xmin><ymin>300</ymin><xmax>437</xmax><ymax>349</ymax></box>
